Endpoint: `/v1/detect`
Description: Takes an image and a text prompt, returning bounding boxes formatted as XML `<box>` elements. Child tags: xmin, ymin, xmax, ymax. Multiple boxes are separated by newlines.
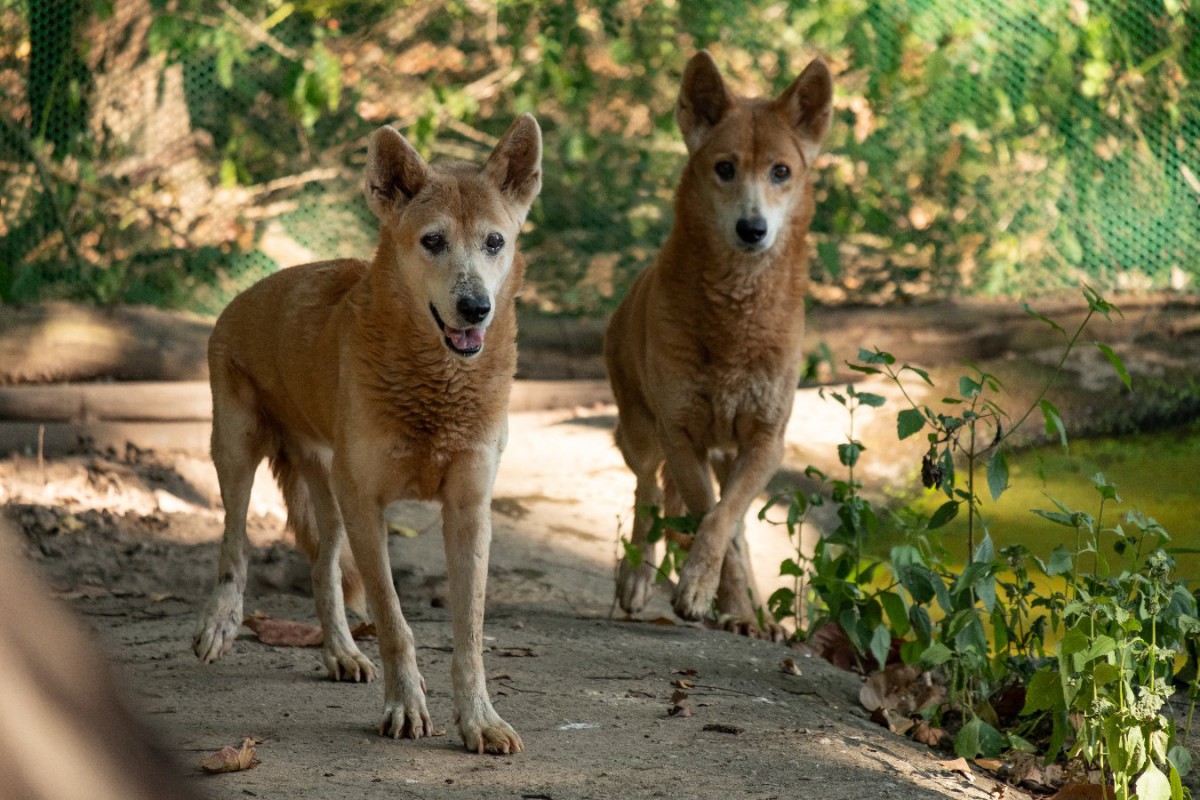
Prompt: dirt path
<box><xmin>0</xmin><ymin>406</ymin><xmax>1021</xmax><ymax>800</ymax></box>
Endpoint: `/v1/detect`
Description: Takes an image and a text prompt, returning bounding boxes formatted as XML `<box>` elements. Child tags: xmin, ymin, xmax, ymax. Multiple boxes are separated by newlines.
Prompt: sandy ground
<box><xmin>2</xmin><ymin>404</ymin><xmax>1025</xmax><ymax>800</ymax></box>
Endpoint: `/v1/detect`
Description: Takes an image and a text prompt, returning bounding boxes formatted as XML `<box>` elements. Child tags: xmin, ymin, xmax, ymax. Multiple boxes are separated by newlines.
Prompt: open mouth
<box><xmin>429</xmin><ymin>304</ymin><xmax>485</xmax><ymax>356</ymax></box>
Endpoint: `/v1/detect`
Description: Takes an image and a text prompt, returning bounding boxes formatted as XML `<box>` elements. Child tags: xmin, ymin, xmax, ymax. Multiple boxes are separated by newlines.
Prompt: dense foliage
<box><xmin>1</xmin><ymin>0</ymin><xmax>1196</xmax><ymax>313</ymax></box>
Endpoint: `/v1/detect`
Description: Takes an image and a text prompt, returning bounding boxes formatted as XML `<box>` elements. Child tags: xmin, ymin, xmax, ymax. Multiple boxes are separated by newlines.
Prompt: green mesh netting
<box><xmin>1</xmin><ymin>1</ymin><xmax>1195</xmax><ymax>315</ymax></box>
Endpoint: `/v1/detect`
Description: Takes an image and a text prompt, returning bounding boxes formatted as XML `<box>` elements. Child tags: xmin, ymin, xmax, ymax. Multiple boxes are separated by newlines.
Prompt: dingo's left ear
<box><xmin>676</xmin><ymin>50</ymin><xmax>732</xmax><ymax>153</ymax></box>
<box><xmin>776</xmin><ymin>58</ymin><xmax>833</xmax><ymax>167</ymax></box>
<box><xmin>485</xmin><ymin>113</ymin><xmax>543</xmax><ymax>220</ymax></box>
<box><xmin>365</xmin><ymin>125</ymin><xmax>431</xmax><ymax>221</ymax></box>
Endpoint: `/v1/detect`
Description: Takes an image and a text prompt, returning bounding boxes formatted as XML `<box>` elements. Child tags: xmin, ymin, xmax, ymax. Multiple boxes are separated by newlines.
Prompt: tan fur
<box><xmin>605</xmin><ymin>51</ymin><xmax>832</xmax><ymax>635</ymax></box>
<box><xmin>193</xmin><ymin>115</ymin><xmax>542</xmax><ymax>755</ymax></box>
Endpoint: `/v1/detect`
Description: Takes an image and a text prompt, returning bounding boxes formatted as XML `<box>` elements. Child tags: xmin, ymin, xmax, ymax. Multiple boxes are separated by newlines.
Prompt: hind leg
<box><xmin>614</xmin><ymin>413</ymin><xmax>665</xmax><ymax>614</ymax></box>
<box><xmin>193</xmin><ymin>399</ymin><xmax>262</xmax><ymax>663</ymax></box>
<box><xmin>299</xmin><ymin>456</ymin><xmax>376</xmax><ymax>682</ymax></box>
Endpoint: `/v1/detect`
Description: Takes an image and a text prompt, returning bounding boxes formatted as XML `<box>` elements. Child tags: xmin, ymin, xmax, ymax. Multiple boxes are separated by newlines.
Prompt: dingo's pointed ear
<box><xmin>484</xmin><ymin>113</ymin><xmax>543</xmax><ymax>219</ymax></box>
<box><xmin>676</xmin><ymin>50</ymin><xmax>732</xmax><ymax>153</ymax></box>
<box><xmin>364</xmin><ymin>125</ymin><xmax>430</xmax><ymax>220</ymax></box>
<box><xmin>776</xmin><ymin>57</ymin><xmax>833</xmax><ymax>166</ymax></box>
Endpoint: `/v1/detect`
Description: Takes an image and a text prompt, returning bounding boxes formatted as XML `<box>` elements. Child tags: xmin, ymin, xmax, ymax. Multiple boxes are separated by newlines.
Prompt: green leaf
<box><xmin>920</xmin><ymin>641</ymin><xmax>953</xmax><ymax>667</ymax></box>
<box><xmin>856</xmin><ymin>392</ymin><xmax>887</xmax><ymax>408</ymax></box>
<box><xmin>1021</xmin><ymin>667</ymin><xmax>1063</xmax><ymax>714</ymax></box>
<box><xmin>1135</xmin><ymin>765</ymin><xmax>1172</xmax><ymax>800</ymax></box>
<box><xmin>780</xmin><ymin>558</ymin><xmax>805</xmax><ymax>577</ymax></box>
<box><xmin>857</xmin><ymin>348</ymin><xmax>895</xmax><ymax>365</ymax></box>
<box><xmin>927</xmin><ymin>500</ymin><xmax>959</xmax><ymax>531</ymax></box>
<box><xmin>1044</xmin><ymin>545</ymin><xmax>1074</xmax><ymax>576</ymax></box>
<box><xmin>622</xmin><ymin>541</ymin><xmax>643</xmax><ymax>568</ymax></box>
<box><xmin>838</xmin><ymin>442</ymin><xmax>864</xmax><ymax>468</ymax></box>
<box><xmin>1168</xmin><ymin>745</ymin><xmax>1192</xmax><ymax>778</ymax></box>
<box><xmin>897</xmin><ymin>408</ymin><xmax>925</xmax><ymax>440</ymax></box>
<box><xmin>1095</xmin><ymin>343</ymin><xmax>1132</xmax><ymax>390</ymax></box>
<box><xmin>868</xmin><ymin>624</ymin><xmax>891</xmax><ymax>669</ymax></box>
<box><xmin>1032</xmin><ymin>508</ymin><xmax>1078</xmax><ymax>528</ymax></box>
<box><xmin>901</xmin><ymin>364</ymin><xmax>933</xmax><ymax>385</ymax></box>
<box><xmin>959</xmin><ymin>375</ymin><xmax>982</xmax><ymax>399</ymax></box>
<box><xmin>954</xmin><ymin>717</ymin><xmax>982</xmax><ymax>759</ymax></box>
<box><xmin>1022</xmin><ymin>302</ymin><xmax>1066</xmax><ymax>335</ymax></box>
<box><xmin>1040</xmin><ymin>399</ymin><xmax>1068</xmax><ymax>452</ymax></box>
<box><xmin>986</xmin><ymin>449</ymin><xmax>1009</xmax><ymax>501</ymax></box>
<box><xmin>880</xmin><ymin>591</ymin><xmax>910</xmax><ymax>637</ymax></box>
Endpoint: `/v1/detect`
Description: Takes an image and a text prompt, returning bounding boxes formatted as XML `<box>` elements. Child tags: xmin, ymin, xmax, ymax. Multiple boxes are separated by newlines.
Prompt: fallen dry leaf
<box><xmin>1049</xmin><ymin>784</ymin><xmax>1116</xmax><ymax>800</ymax></box>
<box><xmin>668</xmin><ymin>689</ymin><xmax>693</xmax><ymax>718</ymax></box>
<box><xmin>974</xmin><ymin>757</ymin><xmax>1003</xmax><ymax>772</ymax></box>
<box><xmin>672</xmin><ymin>678</ymin><xmax>694</xmax><ymax>689</ymax></box>
<box><xmin>488</xmin><ymin>672</ymin><xmax>512</xmax><ymax>681</ymax></box>
<box><xmin>349</xmin><ymin>621</ymin><xmax>376</xmax><ymax>639</ymax></box>
<box><xmin>780</xmin><ymin>657</ymin><xmax>803</xmax><ymax>676</ymax></box>
<box><xmin>493</xmin><ymin>647</ymin><xmax>536</xmax><ymax>657</ymax></box>
<box><xmin>702</xmin><ymin>723</ymin><xmax>743</xmax><ymax>735</ymax></box>
<box><xmin>243</xmin><ymin>616</ymin><xmax>323</xmax><ymax>647</ymax></box>
<box><xmin>859</xmin><ymin>663</ymin><xmax>946</xmax><ymax>716</ymax></box>
<box><xmin>200</xmin><ymin>738</ymin><xmax>260</xmax><ymax>774</ymax></box>
<box><xmin>938</xmin><ymin>757</ymin><xmax>975</xmax><ymax>783</ymax></box>
<box><xmin>672</xmin><ymin>668</ymin><xmax>700</xmax><ymax>677</ymax></box>
<box><xmin>911</xmin><ymin>719</ymin><xmax>949</xmax><ymax>747</ymax></box>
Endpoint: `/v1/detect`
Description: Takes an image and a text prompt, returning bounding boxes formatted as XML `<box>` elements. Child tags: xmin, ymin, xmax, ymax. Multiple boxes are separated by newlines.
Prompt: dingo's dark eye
<box><xmin>714</xmin><ymin>161</ymin><xmax>736</xmax><ymax>181</ymax></box>
<box><xmin>771</xmin><ymin>164</ymin><xmax>791</xmax><ymax>183</ymax></box>
<box><xmin>485</xmin><ymin>232</ymin><xmax>505</xmax><ymax>255</ymax></box>
<box><xmin>420</xmin><ymin>233</ymin><xmax>446</xmax><ymax>253</ymax></box>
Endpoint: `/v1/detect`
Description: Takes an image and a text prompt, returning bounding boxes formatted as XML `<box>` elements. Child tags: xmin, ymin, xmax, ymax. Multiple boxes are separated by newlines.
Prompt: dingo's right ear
<box><xmin>364</xmin><ymin>126</ymin><xmax>431</xmax><ymax>221</ymax></box>
<box><xmin>676</xmin><ymin>50</ymin><xmax>732</xmax><ymax>153</ymax></box>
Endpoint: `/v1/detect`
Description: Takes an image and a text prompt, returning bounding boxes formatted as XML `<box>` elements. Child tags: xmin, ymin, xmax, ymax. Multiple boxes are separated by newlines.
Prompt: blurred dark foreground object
<box><xmin>0</xmin><ymin>523</ymin><xmax>203</xmax><ymax>800</ymax></box>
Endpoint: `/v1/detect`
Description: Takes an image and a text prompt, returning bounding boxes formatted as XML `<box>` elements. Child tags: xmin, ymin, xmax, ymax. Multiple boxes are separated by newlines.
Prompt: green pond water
<box><xmin>897</xmin><ymin>420</ymin><xmax>1200</xmax><ymax>584</ymax></box>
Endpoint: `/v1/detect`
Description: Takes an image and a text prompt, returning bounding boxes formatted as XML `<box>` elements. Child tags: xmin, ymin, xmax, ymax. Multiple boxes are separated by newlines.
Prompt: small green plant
<box><xmin>766</xmin><ymin>288</ymin><xmax>1199</xmax><ymax>792</ymax></box>
<box><xmin>1022</xmin><ymin>485</ymin><xmax>1198</xmax><ymax>800</ymax></box>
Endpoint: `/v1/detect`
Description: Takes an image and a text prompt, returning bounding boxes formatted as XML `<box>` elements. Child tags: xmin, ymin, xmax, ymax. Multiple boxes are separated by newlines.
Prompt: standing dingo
<box><xmin>605</xmin><ymin>51</ymin><xmax>832</xmax><ymax>636</ymax></box>
<box><xmin>193</xmin><ymin>115</ymin><xmax>542</xmax><ymax>754</ymax></box>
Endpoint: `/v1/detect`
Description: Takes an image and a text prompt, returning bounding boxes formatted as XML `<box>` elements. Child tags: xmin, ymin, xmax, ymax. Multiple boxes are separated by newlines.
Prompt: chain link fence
<box><xmin>1</xmin><ymin>0</ymin><xmax>1196</xmax><ymax>316</ymax></box>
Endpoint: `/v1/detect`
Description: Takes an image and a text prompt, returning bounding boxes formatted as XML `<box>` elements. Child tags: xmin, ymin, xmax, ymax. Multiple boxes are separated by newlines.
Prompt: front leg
<box><xmin>335</xmin><ymin>466</ymin><xmax>431</xmax><ymax>739</ymax></box>
<box><xmin>674</xmin><ymin>432</ymin><xmax>784</xmax><ymax>622</ymax></box>
<box><xmin>442</xmin><ymin>449</ymin><xmax>522</xmax><ymax>754</ymax></box>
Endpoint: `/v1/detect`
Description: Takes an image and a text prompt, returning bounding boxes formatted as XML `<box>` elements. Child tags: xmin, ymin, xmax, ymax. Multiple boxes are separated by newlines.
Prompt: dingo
<box><xmin>192</xmin><ymin>115</ymin><xmax>542</xmax><ymax>754</ymax></box>
<box><xmin>605</xmin><ymin>51</ymin><xmax>832</xmax><ymax>636</ymax></box>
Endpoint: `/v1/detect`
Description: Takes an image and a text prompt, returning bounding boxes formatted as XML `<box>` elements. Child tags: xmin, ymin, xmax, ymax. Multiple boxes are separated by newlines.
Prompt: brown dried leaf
<box><xmin>243</xmin><ymin>615</ymin><xmax>323</xmax><ymax>647</ymax></box>
<box><xmin>938</xmin><ymin>757</ymin><xmax>975</xmax><ymax>783</ymax></box>
<box><xmin>1050</xmin><ymin>785</ymin><xmax>1116</xmax><ymax>800</ymax></box>
<box><xmin>494</xmin><ymin>647</ymin><xmax>536</xmax><ymax>657</ymax></box>
<box><xmin>668</xmin><ymin>689</ymin><xmax>693</xmax><ymax>718</ymax></box>
<box><xmin>859</xmin><ymin>664</ymin><xmax>946</xmax><ymax>715</ymax></box>
<box><xmin>780</xmin><ymin>657</ymin><xmax>803</xmax><ymax>676</ymax></box>
<box><xmin>911</xmin><ymin>719</ymin><xmax>949</xmax><ymax>748</ymax></box>
<box><xmin>200</xmin><ymin>738</ymin><xmax>261</xmax><ymax>774</ymax></box>
<box><xmin>974</xmin><ymin>757</ymin><xmax>1003</xmax><ymax>772</ymax></box>
<box><xmin>349</xmin><ymin>621</ymin><xmax>376</xmax><ymax>639</ymax></box>
<box><xmin>672</xmin><ymin>668</ymin><xmax>699</xmax><ymax>677</ymax></box>
<box><xmin>672</xmin><ymin>678</ymin><xmax>694</xmax><ymax>689</ymax></box>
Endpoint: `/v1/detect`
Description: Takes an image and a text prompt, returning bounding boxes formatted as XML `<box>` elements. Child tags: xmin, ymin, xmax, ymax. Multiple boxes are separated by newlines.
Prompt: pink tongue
<box><xmin>446</xmin><ymin>326</ymin><xmax>485</xmax><ymax>352</ymax></box>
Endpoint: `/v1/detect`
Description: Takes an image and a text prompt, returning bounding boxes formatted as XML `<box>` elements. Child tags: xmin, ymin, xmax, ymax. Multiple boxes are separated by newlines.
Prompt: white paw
<box><xmin>322</xmin><ymin>642</ymin><xmax>377</xmax><ymax>683</ymax></box>
<box><xmin>378</xmin><ymin>693</ymin><xmax>433</xmax><ymax>739</ymax></box>
<box><xmin>458</xmin><ymin>706</ymin><xmax>523</xmax><ymax>755</ymax></box>
<box><xmin>616</xmin><ymin>557</ymin><xmax>658</xmax><ymax>614</ymax></box>
<box><xmin>673</xmin><ymin>560</ymin><xmax>719</xmax><ymax>622</ymax></box>
<box><xmin>192</xmin><ymin>583</ymin><xmax>244</xmax><ymax>663</ymax></box>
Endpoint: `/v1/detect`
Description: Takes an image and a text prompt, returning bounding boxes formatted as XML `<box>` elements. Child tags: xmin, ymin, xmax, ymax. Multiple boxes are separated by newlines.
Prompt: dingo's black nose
<box><xmin>457</xmin><ymin>295</ymin><xmax>491</xmax><ymax>324</ymax></box>
<box><xmin>736</xmin><ymin>217</ymin><xmax>768</xmax><ymax>244</ymax></box>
